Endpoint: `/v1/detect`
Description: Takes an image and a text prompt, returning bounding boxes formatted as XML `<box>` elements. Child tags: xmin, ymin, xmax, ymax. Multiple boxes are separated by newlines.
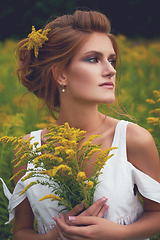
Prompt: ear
<box><xmin>52</xmin><ymin>66</ymin><xmax>67</xmax><ymax>86</ymax></box>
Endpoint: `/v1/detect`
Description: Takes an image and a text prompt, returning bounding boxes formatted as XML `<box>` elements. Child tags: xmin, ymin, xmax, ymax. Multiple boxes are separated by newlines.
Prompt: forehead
<box><xmin>75</xmin><ymin>32</ymin><xmax>115</xmax><ymax>57</ymax></box>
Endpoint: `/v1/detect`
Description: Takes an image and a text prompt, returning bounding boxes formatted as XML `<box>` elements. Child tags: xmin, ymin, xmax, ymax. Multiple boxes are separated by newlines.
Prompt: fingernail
<box><xmin>100</xmin><ymin>197</ymin><xmax>107</xmax><ymax>203</ymax></box>
<box><xmin>69</xmin><ymin>216</ymin><xmax>76</xmax><ymax>221</ymax></box>
<box><xmin>104</xmin><ymin>204</ymin><xmax>109</xmax><ymax>209</ymax></box>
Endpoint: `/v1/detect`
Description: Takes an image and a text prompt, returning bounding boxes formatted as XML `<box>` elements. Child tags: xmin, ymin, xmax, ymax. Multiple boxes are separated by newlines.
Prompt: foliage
<box><xmin>0</xmin><ymin>36</ymin><xmax>160</xmax><ymax>238</ymax></box>
<box><xmin>146</xmin><ymin>91</ymin><xmax>160</xmax><ymax>240</ymax></box>
<box><xmin>0</xmin><ymin>40</ymin><xmax>49</xmax><ymax>239</ymax></box>
<box><xmin>0</xmin><ymin>0</ymin><xmax>160</xmax><ymax>40</ymax></box>
<box><xmin>0</xmin><ymin>123</ymin><xmax>117</xmax><ymax>212</ymax></box>
<box><xmin>146</xmin><ymin>90</ymin><xmax>160</xmax><ymax>154</ymax></box>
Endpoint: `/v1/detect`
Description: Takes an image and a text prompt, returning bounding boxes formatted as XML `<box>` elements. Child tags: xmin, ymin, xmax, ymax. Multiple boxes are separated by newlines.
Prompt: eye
<box><xmin>109</xmin><ymin>59</ymin><xmax>116</xmax><ymax>67</ymax></box>
<box><xmin>85</xmin><ymin>57</ymin><xmax>98</xmax><ymax>63</ymax></box>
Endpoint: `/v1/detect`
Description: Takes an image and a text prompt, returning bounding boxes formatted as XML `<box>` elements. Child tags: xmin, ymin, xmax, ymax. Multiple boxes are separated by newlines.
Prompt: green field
<box><xmin>0</xmin><ymin>37</ymin><xmax>160</xmax><ymax>239</ymax></box>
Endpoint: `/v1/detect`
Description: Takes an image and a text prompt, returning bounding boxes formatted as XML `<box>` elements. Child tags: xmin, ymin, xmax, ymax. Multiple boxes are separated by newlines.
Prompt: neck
<box><xmin>56</xmin><ymin>102</ymin><xmax>106</xmax><ymax>134</ymax></box>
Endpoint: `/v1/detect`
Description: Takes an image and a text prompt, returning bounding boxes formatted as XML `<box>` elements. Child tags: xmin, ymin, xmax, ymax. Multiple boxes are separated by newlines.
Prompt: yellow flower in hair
<box><xmin>20</xmin><ymin>25</ymin><xmax>51</xmax><ymax>58</ymax></box>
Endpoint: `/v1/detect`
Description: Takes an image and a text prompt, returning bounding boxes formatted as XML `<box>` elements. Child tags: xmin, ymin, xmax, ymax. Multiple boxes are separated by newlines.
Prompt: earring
<box><xmin>62</xmin><ymin>83</ymin><xmax>65</xmax><ymax>93</ymax></box>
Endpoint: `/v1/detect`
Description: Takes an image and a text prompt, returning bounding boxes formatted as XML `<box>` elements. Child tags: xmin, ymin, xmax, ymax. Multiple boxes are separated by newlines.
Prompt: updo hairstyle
<box><xmin>16</xmin><ymin>10</ymin><xmax>119</xmax><ymax>115</ymax></box>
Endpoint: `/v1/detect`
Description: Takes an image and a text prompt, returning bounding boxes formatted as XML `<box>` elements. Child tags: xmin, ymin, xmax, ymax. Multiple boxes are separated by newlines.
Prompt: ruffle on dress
<box><xmin>129</xmin><ymin>161</ymin><xmax>160</xmax><ymax>203</ymax></box>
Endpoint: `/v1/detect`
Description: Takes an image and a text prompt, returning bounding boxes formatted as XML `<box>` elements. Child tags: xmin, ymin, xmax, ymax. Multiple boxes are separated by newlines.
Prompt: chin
<box><xmin>100</xmin><ymin>97</ymin><xmax>115</xmax><ymax>104</ymax></box>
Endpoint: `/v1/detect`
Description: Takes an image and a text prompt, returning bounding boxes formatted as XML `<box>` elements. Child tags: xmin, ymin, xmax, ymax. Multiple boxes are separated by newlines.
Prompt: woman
<box><xmin>5</xmin><ymin>10</ymin><xmax>160</xmax><ymax>240</ymax></box>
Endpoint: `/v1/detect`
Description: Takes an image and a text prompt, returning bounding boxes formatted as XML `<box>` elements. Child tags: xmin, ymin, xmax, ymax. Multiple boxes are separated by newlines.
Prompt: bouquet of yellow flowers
<box><xmin>0</xmin><ymin>123</ymin><xmax>117</xmax><ymax>211</ymax></box>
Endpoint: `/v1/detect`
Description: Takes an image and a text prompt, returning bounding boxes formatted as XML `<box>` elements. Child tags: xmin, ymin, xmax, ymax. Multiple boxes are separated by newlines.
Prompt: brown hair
<box><xmin>16</xmin><ymin>10</ymin><xmax>119</xmax><ymax>117</ymax></box>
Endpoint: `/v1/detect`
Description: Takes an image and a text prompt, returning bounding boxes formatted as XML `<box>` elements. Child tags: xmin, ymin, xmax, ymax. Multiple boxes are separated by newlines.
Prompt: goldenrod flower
<box><xmin>1</xmin><ymin>122</ymin><xmax>117</xmax><ymax>211</ymax></box>
<box><xmin>19</xmin><ymin>181</ymin><xmax>37</xmax><ymax>196</ymax></box>
<box><xmin>153</xmin><ymin>90</ymin><xmax>160</xmax><ymax>98</ymax></box>
<box><xmin>40</xmin><ymin>164</ymin><xmax>72</xmax><ymax>177</ymax></box>
<box><xmin>54</xmin><ymin>146</ymin><xmax>65</xmax><ymax>155</ymax></box>
<box><xmin>85</xmin><ymin>181</ymin><xmax>94</xmax><ymax>189</ymax></box>
<box><xmin>33</xmin><ymin>154</ymin><xmax>63</xmax><ymax>165</ymax></box>
<box><xmin>146</xmin><ymin>117</ymin><xmax>160</xmax><ymax>125</ymax></box>
<box><xmin>146</xmin><ymin>99</ymin><xmax>156</xmax><ymax>104</ymax></box>
<box><xmin>20</xmin><ymin>26</ymin><xmax>51</xmax><ymax>58</ymax></box>
<box><xmin>86</xmin><ymin>148</ymin><xmax>101</xmax><ymax>160</ymax></box>
<box><xmin>39</xmin><ymin>194</ymin><xmax>62</xmax><ymax>202</ymax></box>
<box><xmin>149</xmin><ymin>108</ymin><xmax>160</xmax><ymax>115</ymax></box>
<box><xmin>77</xmin><ymin>171</ymin><xmax>87</xmax><ymax>181</ymax></box>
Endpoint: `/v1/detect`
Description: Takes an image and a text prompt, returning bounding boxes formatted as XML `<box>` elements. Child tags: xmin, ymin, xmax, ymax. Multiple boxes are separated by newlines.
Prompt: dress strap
<box><xmin>30</xmin><ymin>130</ymin><xmax>42</xmax><ymax>148</ymax></box>
<box><xmin>27</xmin><ymin>130</ymin><xmax>42</xmax><ymax>169</ymax></box>
<box><xmin>112</xmin><ymin>120</ymin><xmax>132</xmax><ymax>148</ymax></box>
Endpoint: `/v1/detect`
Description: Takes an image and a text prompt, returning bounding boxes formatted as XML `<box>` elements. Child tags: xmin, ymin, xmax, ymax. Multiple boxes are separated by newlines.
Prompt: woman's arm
<box><xmin>125</xmin><ymin>123</ymin><xmax>160</xmax><ymax>239</ymax></box>
<box><xmin>13</xmin><ymin>196</ymin><xmax>108</xmax><ymax>240</ymax></box>
<box><xmin>13</xmin><ymin>197</ymin><xmax>59</xmax><ymax>240</ymax></box>
<box><xmin>12</xmin><ymin>134</ymin><xmax>60</xmax><ymax>240</ymax></box>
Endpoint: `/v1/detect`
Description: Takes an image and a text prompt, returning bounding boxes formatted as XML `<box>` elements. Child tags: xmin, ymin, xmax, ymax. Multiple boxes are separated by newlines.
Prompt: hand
<box><xmin>54</xmin><ymin>197</ymin><xmax>109</xmax><ymax>240</ymax></box>
<box><xmin>64</xmin><ymin>197</ymin><xmax>108</xmax><ymax>226</ymax></box>
<box><xmin>55</xmin><ymin>214</ymin><xmax>126</xmax><ymax>240</ymax></box>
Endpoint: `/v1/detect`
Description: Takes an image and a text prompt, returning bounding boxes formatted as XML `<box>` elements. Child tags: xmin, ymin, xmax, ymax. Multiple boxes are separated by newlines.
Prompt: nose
<box><xmin>102</xmin><ymin>60</ymin><xmax>116</xmax><ymax>78</ymax></box>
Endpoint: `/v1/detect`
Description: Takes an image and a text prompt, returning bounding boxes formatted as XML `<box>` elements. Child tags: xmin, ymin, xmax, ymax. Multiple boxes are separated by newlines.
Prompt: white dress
<box><xmin>1</xmin><ymin>120</ymin><xmax>160</xmax><ymax>239</ymax></box>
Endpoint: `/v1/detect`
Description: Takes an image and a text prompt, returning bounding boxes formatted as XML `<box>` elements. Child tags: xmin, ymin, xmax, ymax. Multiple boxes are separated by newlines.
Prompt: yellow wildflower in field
<box><xmin>149</xmin><ymin>109</ymin><xmax>160</xmax><ymax>115</ymax></box>
<box><xmin>146</xmin><ymin>117</ymin><xmax>160</xmax><ymax>125</ymax></box>
<box><xmin>146</xmin><ymin>90</ymin><xmax>160</xmax><ymax>127</ymax></box>
<box><xmin>146</xmin><ymin>99</ymin><xmax>156</xmax><ymax>104</ymax></box>
<box><xmin>153</xmin><ymin>90</ymin><xmax>160</xmax><ymax>98</ymax></box>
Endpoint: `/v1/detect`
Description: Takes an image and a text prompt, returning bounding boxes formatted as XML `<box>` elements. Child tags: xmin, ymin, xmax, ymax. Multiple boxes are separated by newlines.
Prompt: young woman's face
<box><xmin>64</xmin><ymin>32</ymin><xmax>117</xmax><ymax>105</ymax></box>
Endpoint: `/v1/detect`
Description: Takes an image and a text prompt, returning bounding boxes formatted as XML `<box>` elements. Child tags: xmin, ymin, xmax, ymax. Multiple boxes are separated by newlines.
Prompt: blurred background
<box><xmin>1</xmin><ymin>0</ymin><xmax>160</xmax><ymax>40</ymax></box>
<box><xmin>0</xmin><ymin>0</ymin><xmax>160</xmax><ymax>239</ymax></box>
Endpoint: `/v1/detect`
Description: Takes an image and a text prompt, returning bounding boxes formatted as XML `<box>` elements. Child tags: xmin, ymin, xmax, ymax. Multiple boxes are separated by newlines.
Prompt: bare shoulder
<box><xmin>126</xmin><ymin>123</ymin><xmax>153</xmax><ymax>148</ymax></box>
<box><xmin>22</xmin><ymin>133</ymin><xmax>31</xmax><ymax>141</ymax></box>
<box><xmin>126</xmin><ymin>123</ymin><xmax>160</xmax><ymax>182</ymax></box>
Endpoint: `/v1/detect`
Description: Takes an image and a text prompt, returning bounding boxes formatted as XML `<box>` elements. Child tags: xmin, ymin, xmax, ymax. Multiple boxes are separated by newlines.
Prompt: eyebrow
<box><xmin>84</xmin><ymin>50</ymin><xmax>116</xmax><ymax>58</ymax></box>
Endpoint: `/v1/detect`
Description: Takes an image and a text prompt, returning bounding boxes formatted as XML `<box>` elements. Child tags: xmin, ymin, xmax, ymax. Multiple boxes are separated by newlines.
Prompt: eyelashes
<box><xmin>84</xmin><ymin>57</ymin><xmax>98</xmax><ymax>63</ymax></box>
<box><xmin>84</xmin><ymin>56</ymin><xmax>116</xmax><ymax>67</ymax></box>
<box><xmin>109</xmin><ymin>59</ymin><xmax>116</xmax><ymax>67</ymax></box>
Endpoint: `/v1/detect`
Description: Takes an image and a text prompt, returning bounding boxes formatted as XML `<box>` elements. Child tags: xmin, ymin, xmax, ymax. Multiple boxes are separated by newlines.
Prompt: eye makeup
<box><xmin>82</xmin><ymin>50</ymin><xmax>117</xmax><ymax>68</ymax></box>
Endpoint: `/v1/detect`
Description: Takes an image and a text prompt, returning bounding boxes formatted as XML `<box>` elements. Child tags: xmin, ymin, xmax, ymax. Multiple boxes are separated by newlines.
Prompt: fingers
<box><xmin>56</xmin><ymin>215</ymin><xmax>69</xmax><ymax>240</ymax></box>
<box><xmin>68</xmin><ymin>215</ymin><xmax>97</xmax><ymax>226</ymax></box>
<box><xmin>54</xmin><ymin>214</ymin><xmax>88</xmax><ymax>239</ymax></box>
<box><xmin>80</xmin><ymin>197</ymin><xmax>108</xmax><ymax>217</ymax></box>
<box><xmin>66</xmin><ymin>202</ymin><xmax>85</xmax><ymax>218</ymax></box>
<box><xmin>64</xmin><ymin>202</ymin><xmax>85</xmax><ymax>225</ymax></box>
<box><xmin>97</xmin><ymin>202</ymin><xmax>109</xmax><ymax>218</ymax></box>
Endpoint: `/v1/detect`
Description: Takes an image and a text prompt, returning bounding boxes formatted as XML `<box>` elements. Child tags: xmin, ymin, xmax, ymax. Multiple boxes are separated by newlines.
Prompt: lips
<box><xmin>99</xmin><ymin>82</ymin><xmax>114</xmax><ymax>87</ymax></box>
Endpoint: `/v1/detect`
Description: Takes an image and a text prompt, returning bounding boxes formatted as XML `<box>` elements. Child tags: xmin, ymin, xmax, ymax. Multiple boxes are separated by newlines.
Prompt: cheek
<box><xmin>67</xmin><ymin>65</ymin><xmax>94</xmax><ymax>89</ymax></box>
